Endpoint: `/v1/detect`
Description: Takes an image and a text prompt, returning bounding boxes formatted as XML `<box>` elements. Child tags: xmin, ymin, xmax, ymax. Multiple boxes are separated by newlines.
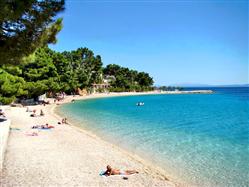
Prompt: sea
<box><xmin>58</xmin><ymin>87</ymin><xmax>249</xmax><ymax>187</ymax></box>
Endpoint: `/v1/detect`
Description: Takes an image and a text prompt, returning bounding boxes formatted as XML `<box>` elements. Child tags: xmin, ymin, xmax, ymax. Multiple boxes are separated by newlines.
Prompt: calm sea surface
<box><xmin>58</xmin><ymin>87</ymin><xmax>249</xmax><ymax>186</ymax></box>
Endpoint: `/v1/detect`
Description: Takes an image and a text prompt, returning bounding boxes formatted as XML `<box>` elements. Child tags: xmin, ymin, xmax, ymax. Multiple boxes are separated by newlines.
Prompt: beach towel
<box><xmin>10</xmin><ymin>127</ymin><xmax>21</xmax><ymax>131</ymax></box>
<box><xmin>99</xmin><ymin>171</ymin><xmax>106</xmax><ymax>176</ymax></box>
<box><xmin>99</xmin><ymin>171</ymin><xmax>129</xmax><ymax>180</ymax></box>
<box><xmin>39</xmin><ymin>127</ymin><xmax>53</xmax><ymax>130</ymax></box>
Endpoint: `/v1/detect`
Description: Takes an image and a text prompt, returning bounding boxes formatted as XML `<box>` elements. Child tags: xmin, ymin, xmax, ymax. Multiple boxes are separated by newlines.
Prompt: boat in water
<box><xmin>136</xmin><ymin>102</ymin><xmax>144</xmax><ymax>106</ymax></box>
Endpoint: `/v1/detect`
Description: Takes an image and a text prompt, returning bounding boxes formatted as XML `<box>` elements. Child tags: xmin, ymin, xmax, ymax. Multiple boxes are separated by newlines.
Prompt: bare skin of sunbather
<box><xmin>103</xmin><ymin>165</ymin><xmax>138</xmax><ymax>176</ymax></box>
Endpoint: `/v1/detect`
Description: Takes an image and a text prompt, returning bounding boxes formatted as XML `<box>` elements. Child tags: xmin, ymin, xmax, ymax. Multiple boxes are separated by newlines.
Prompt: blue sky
<box><xmin>50</xmin><ymin>1</ymin><xmax>248</xmax><ymax>86</ymax></box>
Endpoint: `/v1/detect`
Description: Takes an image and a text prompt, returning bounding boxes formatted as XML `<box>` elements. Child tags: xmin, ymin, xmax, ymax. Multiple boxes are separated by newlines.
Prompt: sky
<box><xmin>50</xmin><ymin>0</ymin><xmax>248</xmax><ymax>86</ymax></box>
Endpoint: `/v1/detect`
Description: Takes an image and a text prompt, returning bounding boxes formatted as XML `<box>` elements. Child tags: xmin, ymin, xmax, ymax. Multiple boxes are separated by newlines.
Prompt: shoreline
<box><xmin>52</xmin><ymin>104</ymin><xmax>173</xmax><ymax>184</ymax></box>
<box><xmin>52</xmin><ymin>90</ymin><xmax>213</xmax><ymax>185</ymax></box>
<box><xmin>1</xmin><ymin>91</ymin><xmax>213</xmax><ymax>186</ymax></box>
<box><xmin>1</xmin><ymin>91</ymin><xmax>179</xmax><ymax>186</ymax></box>
<box><xmin>52</xmin><ymin>93</ymin><xmax>177</xmax><ymax>183</ymax></box>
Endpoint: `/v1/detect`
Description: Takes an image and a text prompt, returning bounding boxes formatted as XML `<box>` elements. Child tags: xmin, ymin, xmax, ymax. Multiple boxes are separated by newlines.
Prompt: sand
<box><xmin>0</xmin><ymin>92</ymin><xmax>177</xmax><ymax>187</ymax></box>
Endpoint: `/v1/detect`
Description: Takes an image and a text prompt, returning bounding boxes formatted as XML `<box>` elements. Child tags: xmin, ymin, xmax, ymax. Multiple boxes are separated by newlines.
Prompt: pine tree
<box><xmin>0</xmin><ymin>0</ymin><xmax>65</xmax><ymax>64</ymax></box>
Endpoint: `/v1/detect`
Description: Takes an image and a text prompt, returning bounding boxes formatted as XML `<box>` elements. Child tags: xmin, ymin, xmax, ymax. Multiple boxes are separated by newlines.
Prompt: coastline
<box><xmin>52</xmin><ymin>90</ymin><xmax>213</xmax><ymax>186</ymax></box>
<box><xmin>1</xmin><ymin>91</ymin><xmax>212</xmax><ymax>186</ymax></box>
<box><xmin>52</xmin><ymin>101</ymin><xmax>175</xmax><ymax>185</ymax></box>
<box><xmin>1</xmin><ymin>91</ymin><xmax>178</xmax><ymax>187</ymax></box>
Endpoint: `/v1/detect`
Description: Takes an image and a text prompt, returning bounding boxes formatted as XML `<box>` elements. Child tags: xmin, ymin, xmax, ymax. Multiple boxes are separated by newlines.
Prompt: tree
<box><xmin>0</xmin><ymin>0</ymin><xmax>65</xmax><ymax>64</ymax></box>
<box><xmin>104</xmin><ymin>65</ymin><xmax>154</xmax><ymax>92</ymax></box>
<box><xmin>89</xmin><ymin>55</ymin><xmax>103</xmax><ymax>85</ymax></box>
<box><xmin>103</xmin><ymin>64</ymin><xmax>121</xmax><ymax>76</ymax></box>
<box><xmin>20</xmin><ymin>47</ymin><xmax>60</xmax><ymax>98</ymax></box>
<box><xmin>62</xmin><ymin>47</ymin><xmax>103</xmax><ymax>88</ymax></box>
<box><xmin>136</xmin><ymin>72</ymin><xmax>154</xmax><ymax>87</ymax></box>
<box><xmin>0</xmin><ymin>45</ymin><xmax>155</xmax><ymax>103</ymax></box>
<box><xmin>0</xmin><ymin>68</ymin><xmax>27</xmax><ymax>104</ymax></box>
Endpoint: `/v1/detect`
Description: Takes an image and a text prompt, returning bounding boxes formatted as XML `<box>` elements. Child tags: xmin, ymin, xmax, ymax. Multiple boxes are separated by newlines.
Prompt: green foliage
<box><xmin>103</xmin><ymin>64</ymin><xmax>154</xmax><ymax>92</ymax></box>
<box><xmin>1</xmin><ymin>65</ymin><xmax>22</xmax><ymax>76</ymax></box>
<box><xmin>0</xmin><ymin>0</ymin><xmax>65</xmax><ymax>65</ymax></box>
<box><xmin>22</xmin><ymin>47</ymin><xmax>58</xmax><ymax>81</ymax></box>
<box><xmin>136</xmin><ymin>72</ymin><xmax>154</xmax><ymax>87</ymax></box>
<box><xmin>0</xmin><ymin>1</ymin><xmax>154</xmax><ymax>103</ymax></box>
<box><xmin>61</xmin><ymin>47</ymin><xmax>103</xmax><ymax>91</ymax></box>
<box><xmin>24</xmin><ymin>81</ymin><xmax>48</xmax><ymax>99</ymax></box>
<box><xmin>0</xmin><ymin>69</ymin><xmax>27</xmax><ymax>104</ymax></box>
<box><xmin>0</xmin><ymin>46</ymin><xmax>154</xmax><ymax>104</ymax></box>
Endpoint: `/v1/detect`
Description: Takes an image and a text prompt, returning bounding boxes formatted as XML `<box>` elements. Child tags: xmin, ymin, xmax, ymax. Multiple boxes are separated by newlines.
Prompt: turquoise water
<box><xmin>59</xmin><ymin>88</ymin><xmax>249</xmax><ymax>187</ymax></box>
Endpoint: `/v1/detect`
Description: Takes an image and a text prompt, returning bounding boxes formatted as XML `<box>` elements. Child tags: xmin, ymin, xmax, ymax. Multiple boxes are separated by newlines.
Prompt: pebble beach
<box><xmin>0</xmin><ymin>92</ymin><xmax>177</xmax><ymax>187</ymax></box>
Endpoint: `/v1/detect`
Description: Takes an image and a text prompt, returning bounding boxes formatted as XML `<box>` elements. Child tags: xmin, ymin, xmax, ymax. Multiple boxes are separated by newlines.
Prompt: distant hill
<box><xmin>215</xmin><ymin>84</ymin><xmax>249</xmax><ymax>87</ymax></box>
<box><xmin>169</xmin><ymin>83</ymin><xmax>211</xmax><ymax>87</ymax></box>
<box><xmin>167</xmin><ymin>83</ymin><xmax>249</xmax><ymax>87</ymax></box>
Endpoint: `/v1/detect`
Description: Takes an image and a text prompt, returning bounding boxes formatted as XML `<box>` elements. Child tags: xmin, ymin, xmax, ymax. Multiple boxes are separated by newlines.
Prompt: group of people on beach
<box><xmin>27</xmin><ymin>108</ymin><xmax>45</xmax><ymax>117</ymax></box>
<box><xmin>25</xmin><ymin>101</ymin><xmax>69</xmax><ymax>137</ymax></box>
<box><xmin>8</xmin><ymin>97</ymin><xmax>140</xmax><ymax>180</ymax></box>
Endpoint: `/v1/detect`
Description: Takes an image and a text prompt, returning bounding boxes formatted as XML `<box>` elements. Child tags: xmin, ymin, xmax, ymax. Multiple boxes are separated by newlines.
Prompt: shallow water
<box><xmin>59</xmin><ymin>87</ymin><xmax>249</xmax><ymax>186</ymax></box>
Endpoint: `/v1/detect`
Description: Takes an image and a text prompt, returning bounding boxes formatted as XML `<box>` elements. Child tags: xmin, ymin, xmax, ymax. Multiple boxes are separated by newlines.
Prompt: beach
<box><xmin>0</xmin><ymin>92</ymin><xmax>178</xmax><ymax>187</ymax></box>
<box><xmin>1</xmin><ymin>1</ymin><xmax>246</xmax><ymax>186</ymax></box>
<box><xmin>1</xmin><ymin>89</ymin><xmax>247</xmax><ymax>187</ymax></box>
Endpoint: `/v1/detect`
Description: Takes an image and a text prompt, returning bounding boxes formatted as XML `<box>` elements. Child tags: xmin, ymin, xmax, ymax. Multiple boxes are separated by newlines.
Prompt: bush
<box><xmin>0</xmin><ymin>96</ymin><xmax>16</xmax><ymax>105</ymax></box>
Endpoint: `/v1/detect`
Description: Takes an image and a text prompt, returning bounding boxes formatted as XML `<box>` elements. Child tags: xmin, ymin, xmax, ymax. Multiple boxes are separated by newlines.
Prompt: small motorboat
<box><xmin>136</xmin><ymin>102</ymin><xmax>144</xmax><ymax>106</ymax></box>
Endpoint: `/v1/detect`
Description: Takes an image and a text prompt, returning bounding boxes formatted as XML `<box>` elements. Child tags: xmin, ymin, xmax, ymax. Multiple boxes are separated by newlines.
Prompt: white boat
<box><xmin>136</xmin><ymin>102</ymin><xmax>144</xmax><ymax>106</ymax></box>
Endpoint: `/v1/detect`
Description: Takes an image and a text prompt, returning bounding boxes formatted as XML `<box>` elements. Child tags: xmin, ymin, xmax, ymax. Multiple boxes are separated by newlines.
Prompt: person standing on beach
<box><xmin>40</xmin><ymin>110</ymin><xmax>45</xmax><ymax>116</ymax></box>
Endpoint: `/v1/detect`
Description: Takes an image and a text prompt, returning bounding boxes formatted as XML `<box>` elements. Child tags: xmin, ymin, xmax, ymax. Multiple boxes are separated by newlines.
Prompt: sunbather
<box><xmin>32</xmin><ymin>124</ymin><xmax>54</xmax><ymax>129</ymax></box>
<box><xmin>32</xmin><ymin>125</ymin><xmax>40</xmax><ymax>129</ymax></box>
<box><xmin>41</xmin><ymin>124</ymin><xmax>54</xmax><ymax>129</ymax></box>
<box><xmin>102</xmin><ymin>165</ymin><xmax>138</xmax><ymax>176</ymax></box>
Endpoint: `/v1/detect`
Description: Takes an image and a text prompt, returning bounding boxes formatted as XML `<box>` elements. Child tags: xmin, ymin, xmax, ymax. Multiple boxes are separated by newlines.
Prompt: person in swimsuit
<box><xmin>103</xmin><ymin>165</ymin><xmax>138</xmax><ymax>176</ymax></box>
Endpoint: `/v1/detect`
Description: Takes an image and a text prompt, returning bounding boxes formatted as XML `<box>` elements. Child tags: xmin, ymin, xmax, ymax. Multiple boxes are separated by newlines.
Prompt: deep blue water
<box><xmin>58</xmin><ymin>87</ymin><xmax>249</xmax><ymax>187</ymax></box>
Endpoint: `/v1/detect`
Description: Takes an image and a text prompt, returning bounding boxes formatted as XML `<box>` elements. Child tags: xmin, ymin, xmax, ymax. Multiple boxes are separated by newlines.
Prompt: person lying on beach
<box><xmin>42</xmin><ymin>124</ymin><xmax>54</xmax><ymax>129</ymax></box>
<box><xmin>102</xmin><ymin>165</ymin><xmax>138</xmax><ymax>176</ymax></box>
<box><xmin>32</xmin><ymin>124</ymin><xmax>54</xmax><ymax>129</ymax></box>
<box><xmin>32</xmin><ymin>125</ymin><xmax>39</xmax><ymax>129</ymax></box>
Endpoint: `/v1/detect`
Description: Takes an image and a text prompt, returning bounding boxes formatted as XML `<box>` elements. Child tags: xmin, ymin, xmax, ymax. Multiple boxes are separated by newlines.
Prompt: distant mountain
<box><xmin>169</xmin><ymin>83</ymin><xmax>211</xmax><ymax>87</ymax></box>
<box><xmin>215</xmin><ymin>84</ymin><xmax>249</xmax><ymax>87</ymax></box>
<box><xmin>166</xmin><ymin>83</ymin><xmax>249</xmax><ymax>87</ymax></box>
